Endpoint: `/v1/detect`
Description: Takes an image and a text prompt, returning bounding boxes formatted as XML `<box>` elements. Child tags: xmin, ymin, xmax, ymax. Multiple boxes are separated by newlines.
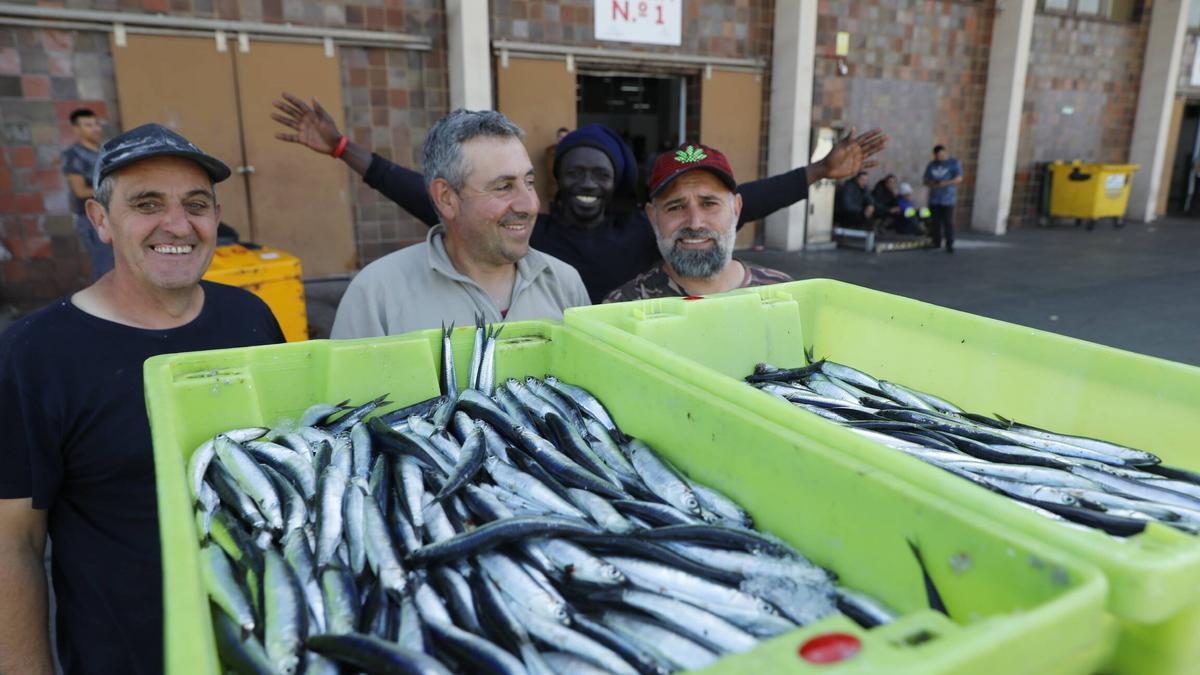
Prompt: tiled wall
<box><xmin>811</xmin><ymin>0</ymin><xmax>993</xmax><ymax>226</ymax></box>
<box><xmin>1010</xmin><ymin>12</ymin><xmax>1148</xmax><ymax>226</ymax></box>
<box><xmin>0</xmin><ymin>1</ymin><xmax>446</xmax><ymax>308</ymax></box>
<box><xmin>0</xmin><ymin>27</ymin><xmax>118</xmax><ymax>306</ymax></box>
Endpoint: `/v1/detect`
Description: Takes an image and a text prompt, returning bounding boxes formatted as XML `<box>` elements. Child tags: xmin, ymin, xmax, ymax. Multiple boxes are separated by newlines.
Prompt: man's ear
<box><xmin>731</xmin><ymin>192</ymin><xmax>743</xmax><ymax>221</ymax></box>
<box><xmin>85</xmin><ymin>199</ymin><xmax>112</xmax><ymax>244</ymax></box>
<box><xmin>644</xmin><ymin>201</ymin><xmax>657</xmax><ymax>228</ymax></box>
<box><xmin>429</xmin><ymin>178</ymin><xmax>458</xmax><ymax>222</ymax></box>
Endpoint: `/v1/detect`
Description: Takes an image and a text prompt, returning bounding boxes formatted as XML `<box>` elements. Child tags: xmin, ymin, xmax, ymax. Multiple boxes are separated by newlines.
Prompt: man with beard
<box><xmin>604</xmin><ymin>143</ymin><xmax>789</xmax><ymax>302</ymax></box>
<box><xmin>330</xmin><ymin>109</ymin><xmax>588</xmax><ymax>338</ymax></box>
<box><xmin>271</xmin><ymin>93</ymin><xmax>887</xmax><ymax>302</ymax></box>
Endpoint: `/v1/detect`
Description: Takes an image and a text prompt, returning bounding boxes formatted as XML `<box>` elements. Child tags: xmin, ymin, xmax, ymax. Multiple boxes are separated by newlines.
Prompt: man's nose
<box><xmin>514</xmin><ymin>180</ymin><xmax>538</xmax><ymax>215</ymax></box>
<box><xmin>161</xmin><ymin>202</ymin><xmax>194</xmax><ymax>236</ymax></box>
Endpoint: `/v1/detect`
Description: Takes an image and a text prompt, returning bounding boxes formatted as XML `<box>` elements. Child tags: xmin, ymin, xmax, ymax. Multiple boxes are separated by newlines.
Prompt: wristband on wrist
<box><xmin>332</xmin><ymin>135</ymin><xmax>349</xmax><ymax>159</ymax></box>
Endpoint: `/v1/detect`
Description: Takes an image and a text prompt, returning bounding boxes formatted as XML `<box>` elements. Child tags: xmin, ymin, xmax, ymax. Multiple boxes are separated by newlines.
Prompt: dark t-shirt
<box><xmin>361</xmin><ymin>155</ymin><xmax>809</xmax><ymax>303</ymax></box>
<box><xmin>0</xmin><ymin>281</ymin><xmax>284</xmax><ymax>675</ymax></box>
<box><xmin>60</xmin><ymin>142</ymin><xmax>98</xmax><ymax>216</ymax></box>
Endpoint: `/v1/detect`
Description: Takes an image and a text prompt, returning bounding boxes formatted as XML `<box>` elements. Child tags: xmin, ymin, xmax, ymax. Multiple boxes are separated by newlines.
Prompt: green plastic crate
<box><xmin>144</xmin><ymin>320</ymin><xmax>1112</xmax><ymax>675</ymax></box>
<box><xmin>566</xmin><ymin>279</ymin><xmax>1200</xmax><ymax>675</ymax></box>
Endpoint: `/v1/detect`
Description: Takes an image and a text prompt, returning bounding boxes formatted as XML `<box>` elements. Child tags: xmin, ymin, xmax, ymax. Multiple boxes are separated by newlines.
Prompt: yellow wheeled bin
<box><xmin>203</xmin><ymin>243</ymin><xmax>308</xmax><ymax>341</ymax></box>
<box><xmin>1048</xmin><ymin>160</ymin><xmax>1139</xmax><ymax>229</ymax></box>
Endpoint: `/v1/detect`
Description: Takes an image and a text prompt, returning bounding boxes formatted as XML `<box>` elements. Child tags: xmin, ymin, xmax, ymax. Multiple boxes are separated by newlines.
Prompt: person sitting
<box><xmin>894</xmin><ymin>182</ymin><xmax>931</xmax><ymax>235</ymax></box>
<box><xmin>835</xmin><ymin>171</ymin><xmax>875</xmax><ymax>228</ymax></box>
<box><xmin>871</xmin><ymin>174</ymin><xmax>903</xmax><ymax>230</ymax></box>
<box><xmin>271</xmin><ymin>92</ymin><xmax>888</xmax><ymax>302</ymax></box>
<box><xmin>330</xmin><ymin>109</ymin><xmax>589</xmax><ymax>338</ymax></box>
<box><xmin>604</xmin><ymin>143</ymin><xmax>790</xmax><ymax>302</ymax></box>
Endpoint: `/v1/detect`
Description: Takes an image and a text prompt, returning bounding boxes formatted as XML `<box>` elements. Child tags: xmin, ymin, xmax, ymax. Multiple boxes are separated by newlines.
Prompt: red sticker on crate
<box><xmin>798</xmin><ymin>633</ymin><xmax>862</xmax><ymax>664</ymax></box>
<box><xmin>683</xmin><ymin>295</ymin><xmax>704</xmax><ymax>300</ymax></box>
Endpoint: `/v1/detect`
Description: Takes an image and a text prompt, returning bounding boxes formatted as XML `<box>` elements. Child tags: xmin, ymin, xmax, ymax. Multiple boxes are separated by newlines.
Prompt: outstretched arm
<box><xmin>0</xmin><ymin>499</ymin><xmax>51</xmax><ymax>675</ymax></box>
<box><xmin>272</xmin><ymin>92</ymin><xmax>438</xmax><ymax>226</ymax></box>
<box><xmin>735</xmin><ymin>127</ymin><xmax>889</xmax><ymax>224</ymax></box>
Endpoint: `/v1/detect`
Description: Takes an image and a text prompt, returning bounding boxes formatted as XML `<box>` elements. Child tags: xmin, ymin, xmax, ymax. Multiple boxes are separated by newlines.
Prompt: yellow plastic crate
<box><xmin>1048</xmin><ymin>161</ymin><xmax>1139</xmax><ymax>220</ymax></box>
<box><xmin>203</xmin><ymin>244</ymin><xmax>308</xmax><ymax>341</ymax></box>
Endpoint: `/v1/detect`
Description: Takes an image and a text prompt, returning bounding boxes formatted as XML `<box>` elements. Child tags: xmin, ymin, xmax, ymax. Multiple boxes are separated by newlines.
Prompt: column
<box><xmin>446</xmin><ymin>0</ymin><xmax>492</xmax><ymax>110</ymax></box>
<box><xmin>970</xmin><ymin>0</ymin><xmax>1036</xmax><ymax>235</ymax></box>
<box><xmin>1127</xmin><ymin>0</ymin><xmax>1189</xmax><ymax>223</ymax></box>
<box><xmin>764</xmin><ymin>0</ymin><xmax>817</xmax><ymax>251</ymax></box>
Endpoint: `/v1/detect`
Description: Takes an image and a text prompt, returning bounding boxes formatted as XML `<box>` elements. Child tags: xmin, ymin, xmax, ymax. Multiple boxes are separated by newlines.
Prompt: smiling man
<box><xmin>272</xmin><ymin>93</ymin><xmax>887</xmax><ymax>302</ymax></box>
<box><xmin>604</xmin><ymin>143</ymin><xmax>790</xmax><ymax>302</ymax></box>
<box><xmin>0</xmin><ymin>124</ymin><xmax>284</xmax><ymax>675</ymax></box>
<box><xmin>330</xmin><ymin>109</ymin><xmax>589</xmax><ymax>338</ymax></box>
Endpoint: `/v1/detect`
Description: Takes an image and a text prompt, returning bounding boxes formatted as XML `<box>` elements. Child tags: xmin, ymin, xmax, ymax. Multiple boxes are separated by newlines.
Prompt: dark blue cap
<box><xmin>553</xmin><ymin>124</ymin><xmax>638</xmax><ymax>197</ymax></box>
<box><xmin>93</xmin><ymin>123</ymin><xmax>231</xmax><ymax>186</ymax></box>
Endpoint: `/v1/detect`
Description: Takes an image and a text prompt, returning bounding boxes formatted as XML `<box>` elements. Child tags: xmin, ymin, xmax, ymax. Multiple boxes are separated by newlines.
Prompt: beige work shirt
<box><xmin>331</xmin><ymin>225</ymin><xmax>590</xmax><ymax>338</ymax></box>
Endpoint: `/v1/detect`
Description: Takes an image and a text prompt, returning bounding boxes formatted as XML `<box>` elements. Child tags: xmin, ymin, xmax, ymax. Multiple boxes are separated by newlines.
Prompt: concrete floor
<box><xmin>739</xmin><ymin>216</ymin><xmax>1200</xmax><ymax>366</ymax></box>
<box><xmin>303</xmin><ymin>216</ymin><xmax>1200</xmax><ymax>367</ymax></box>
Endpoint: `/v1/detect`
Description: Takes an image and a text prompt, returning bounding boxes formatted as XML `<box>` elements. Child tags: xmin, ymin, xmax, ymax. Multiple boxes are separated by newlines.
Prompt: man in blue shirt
<box><xmin>923</xmin><ymin>144</ymin><xmax>963</xmax><ymax>253</ymax></box>
<box><xmin>61</xmin><ymin>108</ymin><xmax>112</xmax><ymax>279</ymax></box>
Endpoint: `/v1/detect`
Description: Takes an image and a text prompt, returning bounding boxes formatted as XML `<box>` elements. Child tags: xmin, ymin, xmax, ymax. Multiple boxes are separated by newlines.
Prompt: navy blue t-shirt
<box><xmin>0</xmin><ymin>281</ymin><xmax>284</xmax><ymax>674</ymax></box>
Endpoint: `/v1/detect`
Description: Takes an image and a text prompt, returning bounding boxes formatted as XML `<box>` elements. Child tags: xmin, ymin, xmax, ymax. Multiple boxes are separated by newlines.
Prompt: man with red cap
<box><xmin>604</xmin><ymin>143</ymin><xmax>790</xmax><ymax>302</ymax></box>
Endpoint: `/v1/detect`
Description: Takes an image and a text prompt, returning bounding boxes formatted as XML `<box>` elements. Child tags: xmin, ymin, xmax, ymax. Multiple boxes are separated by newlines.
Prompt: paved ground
<box><xmin>5</xmin><ymin>216</ymin><xmax>1197</xmax><ymax>367</ymax></box>
<box><xmin>739</xmin><ymin>216</ymin><xmax>1200</xmax><ymax>366</ymax></box>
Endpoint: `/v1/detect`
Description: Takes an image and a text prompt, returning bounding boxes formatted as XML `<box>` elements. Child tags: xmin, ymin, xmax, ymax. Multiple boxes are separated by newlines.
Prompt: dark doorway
<box><xmin>1167</xmin><ymin>103</ymin><xmax>1200</xmax><ymax>216</ymax></box>
<box><xmin>576</xmin><ymin>73</ymin><xmax>683</xmax><ymax>200</ymax></box>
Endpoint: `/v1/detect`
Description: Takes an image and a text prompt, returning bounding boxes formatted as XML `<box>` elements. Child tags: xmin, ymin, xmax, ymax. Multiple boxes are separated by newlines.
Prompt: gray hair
<box><xmin>93</xmin><ymin>174</ymin><xmax>116</xmax><ymax>208</ymax></box>
<box><xmin>421</xmin><ymin>109</ymin><xmax>525</xmax><ymax>192</ymax></box>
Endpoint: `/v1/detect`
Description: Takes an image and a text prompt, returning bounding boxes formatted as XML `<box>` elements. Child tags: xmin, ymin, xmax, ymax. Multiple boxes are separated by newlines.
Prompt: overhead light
<box><xmin>605</xmin><ymin>99</ymin><xmax>625</xmax><ymax>106</ymax></box>
<box><xmin>620</xmin><ymin>84</ymin><xmax>642</xmax><ymax>93</ymax></box>
<box><xmin>633</xmin><ymin>103</ymin><xmax>651</xmax><ymax>110</ymax></box>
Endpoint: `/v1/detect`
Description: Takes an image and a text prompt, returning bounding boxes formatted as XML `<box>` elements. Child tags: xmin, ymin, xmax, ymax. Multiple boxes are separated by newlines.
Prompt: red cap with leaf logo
<box><xmin>648</xmin><ymin>143</ymin><xmax>737</xmax><ymax>199</ymax></box>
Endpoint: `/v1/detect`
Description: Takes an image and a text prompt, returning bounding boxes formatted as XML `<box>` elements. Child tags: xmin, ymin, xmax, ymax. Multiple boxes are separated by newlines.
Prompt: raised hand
<box><xmin>271</xmin><ymin>91</ymin><xmax>342</xmax><ymax>155</ymax></box>
<box><xmin>818</xmin><ymin>127</ymin><xmax>890</xmax><ymax>180</ymax></box>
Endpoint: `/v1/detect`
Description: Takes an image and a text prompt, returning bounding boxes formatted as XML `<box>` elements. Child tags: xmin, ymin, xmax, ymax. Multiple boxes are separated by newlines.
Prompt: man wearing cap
<box><xmin>604</xmin><ymin>143</ymin><xmax>791</xmax><ymax>302</ymax></box>
<box><xmin>271</xmin><ymin>92</ymin><xmax>887</xmax><ymax>302</ymax></box>
<box><xmin>0</xmin><ymin>124</ymin><xmax>284</xmax><ymax>674</ymax></box>
<box><xmin>330</xmin><ymin>109</ymin><xmax>589</xmax><ymax>338</ymax></box>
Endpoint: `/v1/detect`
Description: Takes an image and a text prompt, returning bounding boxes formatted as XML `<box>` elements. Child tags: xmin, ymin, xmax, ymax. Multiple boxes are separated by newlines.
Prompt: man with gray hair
<box><xmin>331</xmin><ymin>109</ymin><xmax>589</xmax><ymax>338</ymax></box>
<box><xmin>604</xmin><ymin>143</ymin><xmax>790</xmax><ymax>302</ymax></box>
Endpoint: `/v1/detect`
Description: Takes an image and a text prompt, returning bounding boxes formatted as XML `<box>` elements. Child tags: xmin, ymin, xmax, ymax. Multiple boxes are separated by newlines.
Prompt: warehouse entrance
<box><xmin>576</xmin><ymin>73</ymin><xmax>685</xmax><ymax>200</ymax></box>
<box><xmin>1165</xmin><ymin>102</ymin><xmax>1200</xmax><ymax>216</ymax></box>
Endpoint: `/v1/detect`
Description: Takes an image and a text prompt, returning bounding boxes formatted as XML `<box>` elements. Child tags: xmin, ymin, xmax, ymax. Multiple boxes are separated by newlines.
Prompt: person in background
<box><xmin>271</xmin><ymin>92</ymin><xmax>888</xmax><ymax>302</ymax></box>
<box><xmin>894</xmin><ymin>182</ymin><xmax>931</xmax><ymax>235</ymax></box>
<box><xmin>924</xmin><ymin>144</ymin><xmax>963</xmax><ymax>253</ymax></box>
<box><xmin>61</xmin><ymin>108</ymin><xmax>112</xmax><ymax>280</ymax></box>
<box><xmin>871</xmin><ymin>173</ymin><xmax>902</xmax><ymax>230</ymax></box>
<box><xmin>0</xmin><ymin>124</ymin><xmax>284</xmax><ymax>675</ymax></box>
<box><xmin>330</xmin><ymin>109</ymin><xmax>589</xmax><ymax>338</ymax></box>
<box><xmin>604</xmin><ymin>143</ymin><xmax>790</xmax><ymax>302</ymax></box>
<box><xmin>544</xmin><ymin>126</ymin><xmax>571</xmax><ymax>187</ymax></box>
<box><xmin>834</xmin><ymin>171</ymin><xmax>875</xmax><ymax>228</ymax></box>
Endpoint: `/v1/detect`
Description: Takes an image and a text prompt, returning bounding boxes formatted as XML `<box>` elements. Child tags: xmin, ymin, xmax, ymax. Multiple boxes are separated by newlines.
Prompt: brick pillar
<box><xmin>1127</xmin><ymin>0</ymin><xmax>1189</xmax><ymax>223</ymax></box>
<box><xmin>764</xmin><ymin>0</ymin><xmax>817</xmax><ymax>251</ymax></box>
<box><xmin>446</xmin><ymin>0</ymin><xmax>492</xmax><ymax>110</ymax></box>
<box><xmin>972</xmin><ymin>0</ymin><xmax>1036</xmax><ymax>235</ymax></box>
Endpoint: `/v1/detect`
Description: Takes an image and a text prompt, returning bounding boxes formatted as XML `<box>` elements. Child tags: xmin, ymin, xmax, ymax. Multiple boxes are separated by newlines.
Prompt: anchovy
<box><xmin>315</xmin><ymin>466</ymin><xmax>348</xmax><ymax>568</ymax></box>
<box><xmin>320</xmin><ymin>565</ymin><xmax>358</xmax><ymax>635</ymax></box>
<box><xmin>201</xmin><ymin>543</ymin><xmax>257</xmax><ymax>635</ymax></box>
<box><xmin>188</xmin><ymin>428</ymin><xmax>267</xmax><ymax>502</ymax></box>
<box><xmin>468</xmin><ymin>314</ymin><xmax>485</xmax><ymax>391</ymax></box>
<box><xmin>212</xmin><ymin>610</ymin><xmax>275</xmax><ymax>675</ymax></box>
<box><xmin>440</xmin><ymin>321</ymin><xmax>458</xmax><ymax>398</ymax></box>
<box><xmin>478</xmin><ymin>324</ymin><xmax>503</xmax><ymax>396</ymax></box>
<box><xmin>245</xmin><ymin>440</ymin><xmax>318</xmax><ymax>500</ymax></box>
<box><xmin>601</xmin><ymin>610</ymin><xmax>719</xmax><ymax>672</ymax></box>
<box><xmin>214</xmin><ymin>434</ymin><xmax>284</xmax><ymax>532</ymax></box>
<box><xmin>515</xmin><ymin>427</ymin><xmax>625</xmax><ymax>498</ymax></box>
<box><xmin>326</xmin><ymin>394</ymin><xmax>390</xmax><ymax>436</ymax></box>
<box><xmin>626</xmin><ymin>440</ymin><xmax>700</xmax><ymax>515</ymax></box>
<box><xmin>406</xmin><ymin>515</ymin><xmax>599</xmax><ymax>566</ymax></box>
<box><xmin>544</xmin><ymin>376</ymin><xmax>623</xmax><ymax>438</ymax></box>
<box><xmin>263</xmin><ymin>549</ymin><xmax>306</xmax><ymax>675</ymax></box>
<box><xmin>567</xmin><ymin>488</ymin><xmax>637</xmax><ymax>534</ymax></box>
<box><xmin>360</xmin><ymin>484</ymin><xmax>406</xmax><ymax>599</ymax></box>
<box><xmin>599</xmin><ymin>588</ymin><xmax>757</xmax><ymax>654</ymax></box>
<box><xmin>435</xmin><ymin>423</ymin><xmax>486</xmax><ymax>502</ymax></box>
<box><xmin>306</xmin><ymin>632</ymin><xmax>452</xmax><ymax>675</ymax></box>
